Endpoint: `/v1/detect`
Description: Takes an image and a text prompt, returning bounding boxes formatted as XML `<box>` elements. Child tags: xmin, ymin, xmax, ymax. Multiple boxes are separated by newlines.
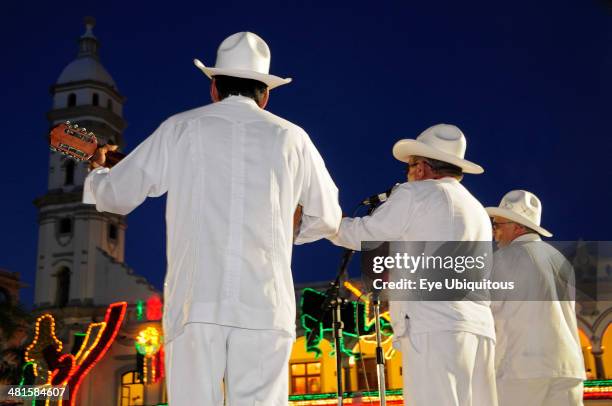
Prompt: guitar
<box><xmin>49</xmin><ymin>121</ymin><xmax>304</xmax><ymax>238</ymax></box>
<box><xmin>49</xmin><ymin>122</ymin><xmax>125</xmax><ymax>168</ymax></box>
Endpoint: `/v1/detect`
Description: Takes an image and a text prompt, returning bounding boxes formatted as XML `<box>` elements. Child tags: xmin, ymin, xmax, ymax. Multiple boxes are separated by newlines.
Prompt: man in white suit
<box><xmin>330</xmin><ymin>124</ymin><xmax>497</xmax><ymax>406</ymax></box>
<box><xmin>84</xmin><ymin>32</ymin><xmax>341</xmax><ymax>405</ymax></box>
<box><xmin>488</xmin><ymin>190</ymin><xmax>585</xmax><ymax>406</ymax></box>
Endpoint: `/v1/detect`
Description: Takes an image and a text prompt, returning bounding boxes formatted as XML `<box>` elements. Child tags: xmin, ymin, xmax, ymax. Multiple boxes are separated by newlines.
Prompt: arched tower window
<box><xmin>64</xmin><ymin>160</ymin><xmax>75</xmax><ymax>185</ymax></box>
<box><xmin>92</xmin><ymin>93</ymin><xmax>99</xmax><ymax>106</ymax></box>
<box><xmin>0</xmin><ymin>287</ymin><xmax>10</xmax><ymax>306</ymax></box>
<box><xmin>68</xmin><ymin>93</ymin><xmax>77</xmax><ymax>107</ymax></box>
<box><xmin>109</xmin><ymin>223</ymin><xmax>118</xmax><ymax>241</ymax></box>
<box><xmin>120</xmin><ymin>371</ymin><xmax>144</xmax><ymax>405</ymax></box>
<box><xmin>56</xmin><ymin>267</ymin><xmax>71</xmax><ymax>308</ymax></box>
<box><xmin>107</xmin><ymin>99</ymin><xmax>113</xmax><ymax>111</ymax></box>
<box><xmin>59</xmin><ymin>218</ymin><xmax>72</xmax><ymax>235</ymax></box>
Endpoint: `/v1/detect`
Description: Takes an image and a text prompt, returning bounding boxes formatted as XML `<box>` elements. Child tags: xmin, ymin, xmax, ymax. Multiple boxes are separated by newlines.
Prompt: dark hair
<box><xmin>414</xmin><ymin>156</ymin><xmax>464</xmax><ymax>179</ymax></box>
<box><xmin>213</xmin><ymin>75</ymin><xmax>268</xmax><ymax>104</ymax></box>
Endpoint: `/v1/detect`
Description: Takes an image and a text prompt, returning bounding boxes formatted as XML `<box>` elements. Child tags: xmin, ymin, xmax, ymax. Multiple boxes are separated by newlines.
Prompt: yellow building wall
<box><xmin>581</xmin><ymin>329</ymin><xmax>597</xmax><ymax>378</ymax></box>
<box><xmin>348</xmin><ymin>339</ymin><xmax>403</xmax><ymax>390</ymax></box>
<box><xmin>289</xmin><ymin>337</ymin><xmax>338</xmax><ymax>394</ymax></box>
<box><xmin>289</xmin><ymin>328</ymin><xmax>611</xmax><ymax>397</ymax></box>
<box><xmin>289</xmin><ymin>335</ymin><xmax>404</xmax><ymax>394</ymax></box>
<box><xmin>576</xmin><ymin>327</ymin><xmax>612</xmax><ymax>380</ymax></box>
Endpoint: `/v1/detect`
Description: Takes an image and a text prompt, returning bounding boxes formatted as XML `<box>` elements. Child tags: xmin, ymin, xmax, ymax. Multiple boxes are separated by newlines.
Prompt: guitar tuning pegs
<box><xmin>81</xmin><ymin>128</ymin><xmax>87</xmax><ymax>132</ymax></box>
<box><xmin>65</xmin><ymin>120</ymin><xmax>71</xmax><ymax>125</ymax></box>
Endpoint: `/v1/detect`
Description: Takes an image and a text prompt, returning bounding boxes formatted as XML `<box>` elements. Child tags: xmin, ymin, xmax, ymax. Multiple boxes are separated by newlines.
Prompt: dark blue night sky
<box><xmin>2</xmin><ymin>0</ymin><xmax>611</xmax><ymax>308</ymax></box>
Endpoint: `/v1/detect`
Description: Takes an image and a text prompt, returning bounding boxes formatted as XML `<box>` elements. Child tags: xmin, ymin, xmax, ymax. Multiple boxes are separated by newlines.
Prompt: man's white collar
<box><xmin>511</xmin><ymin>233</ymin><xmax>541</xmax><ymax>244</ymax></box>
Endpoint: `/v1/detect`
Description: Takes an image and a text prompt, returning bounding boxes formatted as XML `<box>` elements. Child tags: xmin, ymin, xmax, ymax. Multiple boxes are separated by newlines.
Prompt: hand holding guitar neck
<box><xmin>49</xmin><ymin>121</ymin><xmax>126</xmax><ymax>168</ymax></box>
<box><xmin>91</xmin><ymin>144</ymin><xmax>122</xmax><ymax>169</ymax></box>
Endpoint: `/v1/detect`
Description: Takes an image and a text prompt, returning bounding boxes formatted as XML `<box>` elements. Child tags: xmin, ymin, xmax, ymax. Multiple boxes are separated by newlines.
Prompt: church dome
<box><xmin>57</xmin><ymin>57</ymin><xmax>116</xmax><ymax>87</ymax></box>
<box><xmin>56</xmin><ymin>17</ymin><xmax>117</xmax><ymax>89</ymax></box>
<box><xmin>57</xmin><ymin>57</ymin><xmax>115</xmax><ymax>87</ymax></box>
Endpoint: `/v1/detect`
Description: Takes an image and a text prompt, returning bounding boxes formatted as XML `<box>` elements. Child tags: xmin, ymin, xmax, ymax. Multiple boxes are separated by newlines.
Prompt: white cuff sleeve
<box><xmin>82</xmin><ymin>167</ymin><xmax>110</xmax><ymax>205</ymax></box>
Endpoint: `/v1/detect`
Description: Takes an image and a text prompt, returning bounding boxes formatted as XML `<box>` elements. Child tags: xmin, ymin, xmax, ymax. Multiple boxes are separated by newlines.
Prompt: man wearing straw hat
<box><xmin>84</xmin><ymin>32</ymin><xmax>341</xmax><ymax>405</ymax></box>
<box><xmin>487</xmin><ymin>190</ymin><xmax>585</xmax><ymax>406</ymax></box>
<box><xmin>330</xmin><ymin>124</ymin><xmax>498</xmax><ymax>405</ymax></box>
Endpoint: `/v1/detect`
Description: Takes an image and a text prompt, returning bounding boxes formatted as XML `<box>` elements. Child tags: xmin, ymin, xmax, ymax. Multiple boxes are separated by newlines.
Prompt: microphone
<box><xmin>361</xmin><ymin>183</ymin><xmax>400</xmax><ymax>206</ymax></box>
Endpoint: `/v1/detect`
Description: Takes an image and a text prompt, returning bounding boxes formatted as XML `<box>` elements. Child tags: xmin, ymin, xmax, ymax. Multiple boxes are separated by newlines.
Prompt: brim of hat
<box><xmin>392</xmin><ymin>139</ymin><xmax>484</xmax><ymax>174</ymax></box>
<box><xmin>485</xmin><ymin>207</ymin><xmax>553</xmax><ymax>237</ymax></box>
<box><xmin>193</xmin><ymin>59</ymin><xmax>292</xmax><ymax>90</ymax></box>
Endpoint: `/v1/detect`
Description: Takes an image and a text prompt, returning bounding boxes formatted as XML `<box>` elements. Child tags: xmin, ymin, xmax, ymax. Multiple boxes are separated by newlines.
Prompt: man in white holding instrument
<box><xmin>487</xmin><ymin>190</ymin><xmax>585</xmax><ymax>406</ymax></box>
<box><xmin>330</xmin><ymin>124</ymin><xmax>498</xmax><ymax>405</ymax></box>
<box><xmin>83</xmin><ymin>32</ymin><xmax>341</xmax><ymax>405</ymax></box>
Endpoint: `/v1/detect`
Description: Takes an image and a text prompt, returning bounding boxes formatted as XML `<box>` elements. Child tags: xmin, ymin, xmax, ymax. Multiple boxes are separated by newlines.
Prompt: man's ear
<box><xmin>210</xmin><ymin>79</ymin><xmax>221</xmax><ymax>102</ymax></box>
<box><xmin>258</xmin><ymin>88</ymin><xmax>270</xmax><ymax>109</ymax></box>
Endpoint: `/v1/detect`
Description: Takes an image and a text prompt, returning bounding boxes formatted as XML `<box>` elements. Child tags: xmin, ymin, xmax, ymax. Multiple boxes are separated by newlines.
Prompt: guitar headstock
<box><xmin>49</xmin><ymin>121</ymin><xmax>99</xmax><ymax>162</ymax></box>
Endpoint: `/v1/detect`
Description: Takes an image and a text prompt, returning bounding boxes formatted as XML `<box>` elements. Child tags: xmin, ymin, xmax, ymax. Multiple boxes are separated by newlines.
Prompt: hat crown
<box><xmin>416</xmin><ymin>124</ymin><xmax>467</xmax><ymax>160</ymax></box>
<box><xmin>215</xmin><ymin>32</ymin><xmax>271</xmax><ymax>75</ymax></box>
<box><xmin>499</xmin><ymin>190</ymin><xmax>543</xmax><ymax>226</ymax></box>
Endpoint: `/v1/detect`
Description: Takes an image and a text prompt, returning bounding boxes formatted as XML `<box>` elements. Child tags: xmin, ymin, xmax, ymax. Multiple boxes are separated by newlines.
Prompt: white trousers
<box><xmin>165</xmin><ymin>323</ymin><xmax>293</xmax><ymax>406</ymax></box>
<box><xmin>497</xmin><ymin>378</ymin><xmax>584</xmax><ymax>406</ymax></box>
<box><xmin>399</xmin><ymin>331</ymin><xmax>498</xmax><ymax>406</ymax></box>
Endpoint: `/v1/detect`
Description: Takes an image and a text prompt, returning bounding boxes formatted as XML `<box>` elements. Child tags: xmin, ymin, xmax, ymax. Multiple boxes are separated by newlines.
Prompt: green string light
<box><xmin>136</xmin><ymin>300</ymin><xmax>144</xmax><ymax>321</ymax></box>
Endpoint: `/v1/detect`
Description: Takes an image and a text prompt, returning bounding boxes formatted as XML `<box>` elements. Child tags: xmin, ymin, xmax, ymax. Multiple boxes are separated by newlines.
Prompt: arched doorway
<box><xmin>600</xmin><ymin>323</ymin><xmax>612</xmax><ymax>379</ymax></box>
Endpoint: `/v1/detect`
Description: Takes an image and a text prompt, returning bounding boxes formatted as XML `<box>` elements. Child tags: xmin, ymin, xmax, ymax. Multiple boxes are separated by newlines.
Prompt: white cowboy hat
<box><xmin>193</xmin><ymin>32</ymin><xmax>292</xmax><ymax>90</ymax></box>
<box><xmin>392</xmin><ymin>124</ymin><xmax>484</xmax><ymax>174</ymax></box>
<box><xmin>486</xmin><ymin>190</ymin><xmax>553</xmax><ymax>237</ymax></box>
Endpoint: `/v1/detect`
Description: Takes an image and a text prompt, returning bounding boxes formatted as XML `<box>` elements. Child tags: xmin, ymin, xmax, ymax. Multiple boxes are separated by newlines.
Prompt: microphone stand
<box><xmin>304</xmin><ymin>247</ymin><xmax>353</xmax><ymax>406</ymax></box>
<box><xmin>365</xmin><ymin>204</ymin><xmax>387</xmax><ymax>406</ymax></box>
<box><xmin>372</xmin><ymin>293</ymin><xmax>387</xmax><ymax>406</ymax></box>
<box><xmin>305</xmin><ymin>189</ymin><xmax>395</xmax><ymax>406</ymax></box>
<box><xmin>321</xmin><ymin>248</ymin><xmax>353</xmax><ymax>406</ymax></box>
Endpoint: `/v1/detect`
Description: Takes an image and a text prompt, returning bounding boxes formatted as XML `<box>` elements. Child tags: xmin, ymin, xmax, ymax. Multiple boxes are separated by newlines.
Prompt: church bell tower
<box><xmin>33</xmin><ymin>17</ymin><xmax>134</xmax><ymax>309</ymax></box>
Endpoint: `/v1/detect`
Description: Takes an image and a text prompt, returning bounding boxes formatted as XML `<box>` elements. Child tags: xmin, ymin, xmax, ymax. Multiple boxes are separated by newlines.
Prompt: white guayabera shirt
<box><xmin>331</xmin><ymin>178</ymin><xmax>496</xmax><ymax>342</ymax></box>
<box><xmin>491</xmin><ymin>233</ymin><xmax>586</xmax><ymax>380</ymax></box>
<box><xmin>83</xmin><ymin>95</ymin><xmax>342</xmax><ymax>343</ymax></box>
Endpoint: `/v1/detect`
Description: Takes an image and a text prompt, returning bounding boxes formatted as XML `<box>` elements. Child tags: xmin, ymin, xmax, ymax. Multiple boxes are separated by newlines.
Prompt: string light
<box><xmin>343</xmin><ymin>281</ymin><xmax>395</xmax><ymax>359</ymax></box>
<box><xmin>146</xmin><ymin>295</ymin><xmax>163</xmax><ymax>321</ymax></box>
<box><xmin>143</xmin><ymin>356</ymin><xmax>148</xmax><ymax>384</ymax></box>
<box><xmin>73</xmin><ymin>322</ymin><xmax>106</xmax><ymax>364</ymax></box>
<box><xmin>21</xmin><ymin>302</ymin><xmax>127</xmax><ymax>406</ymax></box>
<box><xmin>136</xmin><ymin>300</ymin><xmax>144</xmax><ymax>321</ymax></box>
<box><xmin>135</xmin><ymin>327</ymin><xmax>162</xmax><ymax>356</ymax></box>
<box><xmin>65</xmin><ymin>301</ymin><xmax>127</xmax><ymax>406</ymax></box>
<box><xmin>74</xmin><ymin>322</ymin><xmax>107</xmax><ymax>367</ymax></box>
<box><xmin>25</xmin><ymin>314</ymin><xmax>64</xmax><ymax>362</ymax></box>
<box><xmin>584</xmin><ymin>380</ymin><xmax>612</xmax><ymax>399</ymax></box>
<box><xmin>288</xmin><ymin>389</ymin><xmax>405</xmax><ymax>405</ymax></box>
<box><xmin>135</xmin><ymin>326</ymin><xmax>163</xmax><ymax>384</ymax></box>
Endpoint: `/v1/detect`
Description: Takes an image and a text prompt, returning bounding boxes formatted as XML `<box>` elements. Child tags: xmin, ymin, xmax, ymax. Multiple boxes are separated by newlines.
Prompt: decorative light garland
<box><xmin>20</xmin><ymin>302</ymin><xmax>127</xmax><ymax>406</ymax></box>
<box><xmin>25</xmin><ymin>313</ymin><xmax>64</xmax><ymax>381</ymax></box>
<box><xmin>63</xmin><ymin>301</ymin><xmax>127</xmax><ymax>405</ymax></box>
<box><xmin>145</xmin><ymin>295</ymin><xmax>163</xmax><ymax>321</ymax></box>
<box><xmin>73</xmin><ymin>322</ymin><xmax>106</xmax><ymax>364</ymax></box>
<box><xmin>289</xmin><ymin>389</ymin><xmax>404</xmax><ymax>405</ymax></box>
<box><xmin>299</xmin><ymin>286</ymin><xmax>394</xmax><ymax>359</ymax></box>
<box><xmin>584</xmin><ymin>380</ymin><xmax>612</xmax><ymax>399</ymax></box>
<box><xmin>136</xmin><ymin>300</ymin><xmax>144</xmax><ymax>321</ymax></box>
<box><xmin>343</xmin><ymin>281</ymin><xmax>396</xmax><ymax>360</ymax></box>
<box><xmin>135</xmin><ymin>326</ymin><xmax>164</xmax><ymax>384</ymax></box>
